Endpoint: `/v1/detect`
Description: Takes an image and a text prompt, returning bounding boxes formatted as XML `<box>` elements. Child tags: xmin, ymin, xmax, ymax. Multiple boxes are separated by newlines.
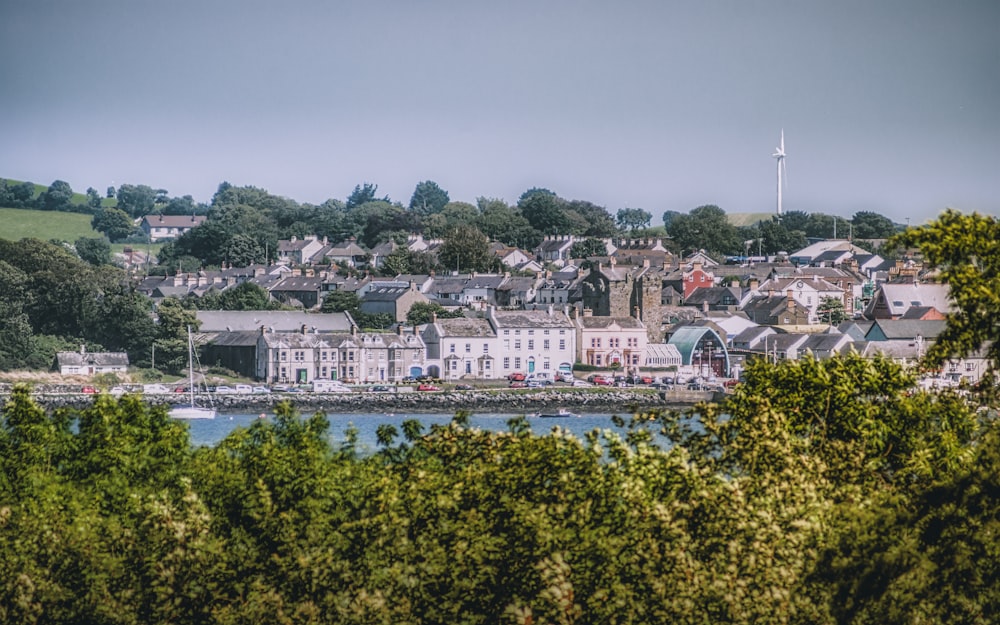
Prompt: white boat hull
<box><xmin>169</xmin><ymin>405</ymin><xmax>217</xmax><ymax>420</ymax></box>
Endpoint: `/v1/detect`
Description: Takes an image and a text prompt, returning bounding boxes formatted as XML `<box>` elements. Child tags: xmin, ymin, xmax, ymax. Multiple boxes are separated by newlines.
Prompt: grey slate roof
<box><xmin>196</xmin><ymin>311</ymin><xmax>355</xmax><ymax>333</ymax></box>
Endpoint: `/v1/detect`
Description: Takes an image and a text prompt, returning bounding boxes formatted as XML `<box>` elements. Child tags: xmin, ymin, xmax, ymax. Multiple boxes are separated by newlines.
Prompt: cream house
<box><xmin>575</xmin><ymin>312</ymin><xmax>647</xmax><ymax>370</ymax></box>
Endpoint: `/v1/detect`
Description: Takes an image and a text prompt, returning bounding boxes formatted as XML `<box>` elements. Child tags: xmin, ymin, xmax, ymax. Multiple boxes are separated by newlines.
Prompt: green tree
<box><xmin>476</xmin><ymin>200</ymin><xmax>539</xmax><ymax>249</ymax></box>
<box><xmin>320</xmin><ymin>290</ymin><xmax>360</xmax><ymax>313</ymax></box>
<box><xmin>568</xmin><ymin>237</ymin><xmax>608</xmax><ymax>260</ymax></box>
<box><xmin>153</xmin><ymin>298</ymin><xmax>198</xmax><ymax>374</ymax></box>
<box><xmin>379</xmin><ymin>246</ymin><xmax>413</xmax><ymax>276</ymax></box>
<box><xmin>346</xmin><ymin>182</ymin><xmax>388</xmax><ymax>210</ymax></box>
<box><xmin>406</xmin><ymin>301</ymin><xmax>462</xmax><ymax>325</ymax></box>
<box><xmin>223</xmin><ymin>233</ymin><xmax>264</xmax><ymax>267</ymax></box>
<box><xmin>91</xmin><ymin>207</ymin><xmax>136</xmax><ymax>242</ymax></box>
<box><xmin>409</xmin><ymin>180</ymin><xmax>450</xmax><ymax>216</ymax></box>
<box><xmin>518</xmin><ymin>188</ymin><xmax>570</xmax><ymax>235</ymax></box>
<box><xmin>891</xmin><ymin>209</ymin><xmax>1000</xmax><ymax>389</ymax></box>
<box><xmin>115</xmin><ymin>183</ymin><xmax>158</xmax><ymax>217</ymax></box>
<box><xmin>42</xmin><ymin>179</ymin><xmax>74</xmax><ymax>211</ymax></box>
<box><xmin>616</xmin><ymin>207</ymin><xmax>652</xmax><ymax>231</ymax></box>
<box><xmin>85</xmin><ymin>187</ymin><xmax>103</xmax><ymax>209</ymax></box>
<box><xmin>566</xmin><ymin>200</ymin><xmax>619</xmax><ymax>237</ymax></box>
<box><xmin>816</xmin><ymin>295</ymin><xmax>847</xmax><ymax>325</ymax></box>
<box><xmin>74</xmin><ymin>237</ymin><xmax>112</xmax><ymax>266</ymax></box>
<box><xmin>851</xmin><ymin>210</ymin><xmax>898</xmax><ymax>239</ymax></box>
<box><xmin>217</xmin><ymin>282</ymin><xmax>276</xmax><ymax>311</ymax></box>
<box><xmin>438</xmin><ymin>225</ymin><xmax>495</xmax><ymax>273</ymax></box>
<box><xmin>667</xmin><ymin>204</ymin><xmax>741</xmax><ymax>259</ymax></box>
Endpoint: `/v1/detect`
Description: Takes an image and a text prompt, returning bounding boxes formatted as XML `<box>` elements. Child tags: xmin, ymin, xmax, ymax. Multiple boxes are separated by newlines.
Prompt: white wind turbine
<box><xmin>772</xmin><ymin>130</ymin><xmax>787</xmax><ymax>216</ymax></box>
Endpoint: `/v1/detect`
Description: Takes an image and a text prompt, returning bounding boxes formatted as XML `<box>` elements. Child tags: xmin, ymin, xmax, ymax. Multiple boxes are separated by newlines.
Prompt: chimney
<box><xmin>786</xmin><ymin>289</ymin><xmax>795</xmax><ymax>310</ymax></box>
<box><xmin>301</xmin><ymin>324</ymin><xmax>308</xmax><ymax>334</ymax></box>
<box><xmin>260</xmin><ymin>325</ymin><xmax>266</xmax><ymax>336</ymax></box>
<box><xmin>430</xmin><ymin>312</ymin><xmax>437</xmax><ymax>324</ymax></box>
<box><xmin>703</xmin><ymin>300</ymin><xmax>709</xmax><ymax>313</ymax></box>
<box><xmin>583</xmin><ymin>307</ymin><xmax>593</xmax><ymax>317</ymax></box>
<box><xmin>80</xmin><ymin>344</ymin><xmax>86</xmax><ymax>355</ymax></box>
<box><xmin>547</xmin><ymin>304</ymin><xmax>554</xmax><ymax>317</ymax></box>
<box><xmin>634</xmin><ymin>306</ymin><xmax>641</xmax><ymax>319</ymax></box>
<box><xmin>749</xmin><ymin>278</ymin><xmax>759</xmax><ymax>291</ymax></box>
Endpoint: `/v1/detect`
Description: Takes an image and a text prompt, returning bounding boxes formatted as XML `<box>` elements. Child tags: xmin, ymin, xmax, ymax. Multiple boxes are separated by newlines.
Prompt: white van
<box><xmin>526</xmin><ymin>372</ymin><xmax>554</xmax><ymax>386</ymax></box>
<box><xmin>234</xmin><ymin>384</ymin><xmax>253</xmax><ymax>394</ymax></box>
<box><xmin>142</xmin><ymin>383</ymin><xmax>171</xmax><ymax>394</ymax></box>
<box><xmin>312</xmin><ymin>379</ymin><xmax>352</xmax><ymax>393</ymax></box>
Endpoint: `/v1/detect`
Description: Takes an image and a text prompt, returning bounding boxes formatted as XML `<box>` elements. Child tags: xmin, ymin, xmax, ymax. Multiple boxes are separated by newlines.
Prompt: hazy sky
<box><xmin>2</xmin><ymin>0</ymin><xmax>997</xmax><ymax>225</ymax></box>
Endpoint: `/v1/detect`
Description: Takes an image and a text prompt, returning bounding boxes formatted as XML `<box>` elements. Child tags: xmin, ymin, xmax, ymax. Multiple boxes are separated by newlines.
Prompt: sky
<box><xmin>2</xmin><ymin>0</ymin><xmax>998</xmax><ymax>226</ymax></box>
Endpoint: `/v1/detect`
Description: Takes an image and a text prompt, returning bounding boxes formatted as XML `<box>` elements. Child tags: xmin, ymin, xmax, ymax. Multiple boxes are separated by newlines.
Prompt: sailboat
<box><xmin>169</xmin><ymin>326</ymin><xmax>217</xmax><ymax>420</ymax></box>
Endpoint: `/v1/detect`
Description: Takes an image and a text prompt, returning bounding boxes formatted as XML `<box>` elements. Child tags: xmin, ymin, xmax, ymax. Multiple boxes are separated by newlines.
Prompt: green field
<box><xmin>0</xmin><ymin>206</ymin><xmax>163</xmax><ymax>256</ymax></box>
<box><xmin>0</xmin><ymin>206</ymin><xmax>101</xmax><ymax>241</ymax></box>
<box><xmin>727</xmin><ymin>212</ymin><xmax>777</xmax><ymax>227</ymax></box>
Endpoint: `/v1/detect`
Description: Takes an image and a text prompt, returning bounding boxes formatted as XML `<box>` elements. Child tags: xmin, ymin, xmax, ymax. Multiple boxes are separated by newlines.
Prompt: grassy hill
<box><xmin>2</xmin><ymin>177</ymin><xmax>118</xmax><ymax>208</ymax></box>
<box><xmin>0</xmin><ymin>206</ymin><xmax>101</xmax><ymax>242</ymax></box>
<box><xmin>727</xmin><ymin>212</ymin><xmax>777</xmax><ymax>227</ymax></box>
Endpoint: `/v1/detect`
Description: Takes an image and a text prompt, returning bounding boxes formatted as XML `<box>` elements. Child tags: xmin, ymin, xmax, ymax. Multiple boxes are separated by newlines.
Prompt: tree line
<box><xmin>4</xmin><ymin>177</ymin><xmax>901</xmax><ymax>270</ymax></box>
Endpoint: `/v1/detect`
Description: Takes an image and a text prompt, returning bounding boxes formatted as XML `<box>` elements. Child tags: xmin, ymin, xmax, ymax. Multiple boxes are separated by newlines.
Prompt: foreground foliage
<box><xmin>1</xmin><ymin>350</ymin><xmax>995</xmax><ymax>624</ymax></box>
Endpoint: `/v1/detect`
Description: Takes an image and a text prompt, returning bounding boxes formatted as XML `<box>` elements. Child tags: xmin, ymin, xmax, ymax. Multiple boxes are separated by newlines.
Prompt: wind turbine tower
<box><xmin>772</xmin><ymin>130</ymin><xmax>787</xmax><ymax>217</ymax></box>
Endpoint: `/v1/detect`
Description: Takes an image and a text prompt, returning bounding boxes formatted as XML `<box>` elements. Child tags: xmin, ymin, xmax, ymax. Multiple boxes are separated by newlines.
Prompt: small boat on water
<box><xmin>169</xmin><ymin>326</ymin><xmax>217</xmax><ymax>420</ymax></box>
<box><xmin>536</xmin><ymin>408</ymin><xmax>580</xmax><ymax>419</ymax></box>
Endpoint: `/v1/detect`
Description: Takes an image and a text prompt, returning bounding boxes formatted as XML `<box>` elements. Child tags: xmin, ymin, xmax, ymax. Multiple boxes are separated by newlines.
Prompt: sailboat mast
<box><xmin>188</xmin><ymin>326</ymin><xmax>195</xmax><ymax>408</ymax></box>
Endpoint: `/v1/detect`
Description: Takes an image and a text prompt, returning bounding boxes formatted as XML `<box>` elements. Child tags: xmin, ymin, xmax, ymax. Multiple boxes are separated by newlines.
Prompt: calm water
<box><xmin>184</xmin><ymin>410</ymin><xmax>660</xmax><ymax>453</ymax></box>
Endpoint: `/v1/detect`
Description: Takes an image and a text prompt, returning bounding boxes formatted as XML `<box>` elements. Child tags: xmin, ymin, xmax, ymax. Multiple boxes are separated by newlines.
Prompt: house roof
<box><xmin>432</xmin><ymin>317</ymin><xmax>495</xmax><ymax>337</ymax></box>
<box><xmin>875</xmin><ymin>283</ymin><xmax>953</xmax><ymax>316</ymax></box>
<box><xmin>866</xmin><ymin>319</ymin><xmax>947</xmax><ymax>340</ymax></box>
<box><xmin>492</xmin><ymin>308</ymin><xmax>572</xmax><ymax>329</ymax></box>
<box><xmin>578</xmin><ymin>316</ymin><xmax>644</xmax><ymax>330</ymax></box>
<box><xmin>140</xmin><ymin>214</ymin><xmax>206</xmax><ymax>228</ymax></box>
<box><xmin>271</xmin><ymin>276</ymin><xmax>323</xmax><ymax>292</ymax></box>
<box><xmin>196</xmin><ymin>311</ymin><xmax>355</xmax><ymax>333</ymax></box>
<box><xmin>56</xmin><ymin>350</ymin><xmax>129</xmax><ymax>367</ymax></box>
<box><xmin>361</xmin><ymin>286</ymin><xmax>417</xmax><ymax>302</ymax></box>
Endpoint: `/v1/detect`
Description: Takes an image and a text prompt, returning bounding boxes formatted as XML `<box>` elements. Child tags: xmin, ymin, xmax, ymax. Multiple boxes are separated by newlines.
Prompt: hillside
<box><xmin>0</xmin><ymin>206</ymin><xmax>101</xmax><ymax>242</ymax></box>
<box><xmin>727</xmin><ymin>212</ymin><xmax>776</xmax><ymax>227</ymax></box>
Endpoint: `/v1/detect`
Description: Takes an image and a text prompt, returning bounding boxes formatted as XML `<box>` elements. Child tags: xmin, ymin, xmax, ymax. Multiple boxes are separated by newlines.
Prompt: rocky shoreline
<box><xmin>9</xmin><ymin>387</ymin><xmax>722</xmax><ymax>414</ymax></box>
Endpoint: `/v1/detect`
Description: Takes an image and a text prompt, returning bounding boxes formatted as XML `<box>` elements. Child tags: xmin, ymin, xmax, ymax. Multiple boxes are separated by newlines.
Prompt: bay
<box><xmin>184</xmin><ymin>410</ymin><xmax>659</xmax><ymax>453</ymax></box>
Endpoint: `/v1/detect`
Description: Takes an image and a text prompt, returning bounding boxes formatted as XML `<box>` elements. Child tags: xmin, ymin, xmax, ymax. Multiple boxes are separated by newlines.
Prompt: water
<box><xmin>184</xmin><ymin>410</ymin><xmax>660</xmax><ymax>453</ymax></box>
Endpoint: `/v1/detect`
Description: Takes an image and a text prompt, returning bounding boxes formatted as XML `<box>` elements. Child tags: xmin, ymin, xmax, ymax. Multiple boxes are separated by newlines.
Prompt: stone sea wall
<box><xmin>5</xmin><ymin>385</ymin><xmax>721</xmax><ymax>414</ymax></box>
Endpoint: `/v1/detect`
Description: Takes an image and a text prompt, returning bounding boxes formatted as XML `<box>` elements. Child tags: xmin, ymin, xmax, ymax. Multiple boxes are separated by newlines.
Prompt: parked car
<box><xmin>235</xmin><ymin>384</ymin><xmax>253</xmax><ymax>394</ymax></box>
<box><xmin>142</xmin><ymin>383</ymin><xmax>171</xmax><ymax>394</ymax></box>
<box><xmin>507</xmin><ymin>372</ymin><xmax>526</xmax><ymax>382</ymax></box>
<box><xmin>81</xmin><ymin>386</ymin><xmax>97</xmax><ymax>394</ymax></box>
<box><xmin>588</xmin><ymin>375</ymin><xmax>613</xmax><ymax>386</ymax></box>
<box><xmin>454</xmin><ymin>383</ymin><xmax>473</xmax><ymax>391</ymax></box>
<box><xmin>526</xmin><ymin>372</ymin><xmax>554</xmax><ymax>385</ymax></box>
<box><xmin>214</xmin><ymin>385</ymin><xmax>236</xmax><ymax>394</ymax></box>
<box><xmin>270</xmin><ymin>384</ymin><xmax>291</xmax><ymax>393</ymax></box>
<box><xmin>557</xmin><ymin>371</ymin><xmax>575</xmax><ymax>383</ymax></box>
<box><xmin>368</xmin><ymin>385</ymin><xmax>392</xmax><ymax>393</ymax></box>
<box><xmin>417</xmin><ymin>383</ymin><xmax>440</xmax><ymax>392</ymax></box>
<box><xmin>571</xmin><ymin>379</ymin><xmax>593</xmax><ymax>387</ymax></box>
<box><xmin>401</xmin><ymin>376</ymin><xmax>418</xmax><ymax>384</ymax></box>
<box><xmin>508</xmin><ymin>381</ymin><xmax>527</xmax><ymax>388</ymax></box>
<box><xmin>252</xmin><ymin>386</ymin><xmax>272</xmax><ymax>394</ymax></box>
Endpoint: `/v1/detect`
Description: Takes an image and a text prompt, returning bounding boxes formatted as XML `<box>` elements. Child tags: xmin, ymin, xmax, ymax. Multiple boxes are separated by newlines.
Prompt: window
<box><xmin>543</xmin><ymin>360</ymin><xmax>550</xmax><ymax>370</ymax></box>
<box><xmin>514</xmin><ymin>340</ymin><xmax>521</xmax><ymax>350</ymax></box>
<box><xmin>595</xmin><ymin>354</ymin><xmax>602</xmax><ymax>366</ymax></box>
<box><xmin>504</xmin><ymin>330</ymin><xmax>510</xmax><ymax>336</ymax></box>
<box><xmin>543</xmin><ymin>339</ymin><xmax>550</xmax><ymax>350</ymax></box>
<box><xmin>559</xmin><ymin>339</ymin><xmax>565</xmax><ymax>350</ymax></box>
<box><xmin>450</xmin><ymin>344</ymin><xmax>456</xmax><ymax>353</ymax></box>
<box><xmin>504</xmin><ymin>357</ymin><xmax>510</xmax><ymax>368</ymax></box>
<box><xmin>485</xmin><ymin>360</ymin><xmax>491</xmax><ymax>369</ymax></box>
<box><xmin>465</xmin><ymin>343</ymin><xmax>471</xmax><ymax>353</ymax></box>
<box><xmin>559</xmin><ymin>330</ymin><xmax>565</xmax><ymax>335</ymax></box>
<box><xmin>966</xmin><ymin>362</ymin><xmax>976</xmax><ymax>371</ymax></box>
<box><xmin>528</xmin><ymin>330</ymin><xmax>534</xmax><ymax>336</ymax></box>
<box><xmin>544</xmin><ymin>330</ymin><xmax>550</xmax><ymax>335</ymax></box>
<box><xmin>280</xmin><ymin>351</ymin><xmax>287</xmax><ymax>361</ymax></box>
<box><xmin>451</xmin><ymin>361</ymin><xmax>457</xmax><ymax>370</ymax></box>
<box><xmin>527</xmin><ymin>340</ymin><xmax>534</xmax><ymax>350</ymax></box>
<box><xmin>321</xmin><ymin>351</ymin><xmax>327</xmax><ymax>361</ymax></box>
<box><xmin>514</xmin><ymin>357</ymin><xmax>521</xmax><ymax>369</ymax></box>
<box><xmin>483</xmin><ymin>343</ymin><xmax>489</xmax><ymax>353</ymax></box>
<box><xmin>503</xmin><ymin>339</ymin><xmax>510</xmax><ymax>350</ymax></box>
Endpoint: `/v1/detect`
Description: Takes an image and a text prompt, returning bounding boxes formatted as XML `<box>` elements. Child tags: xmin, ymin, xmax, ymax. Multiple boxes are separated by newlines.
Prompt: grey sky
<box><xmin>2</xmin><ymin>0</ymin><xmax>997</xmax><ymax>225</ymax></box>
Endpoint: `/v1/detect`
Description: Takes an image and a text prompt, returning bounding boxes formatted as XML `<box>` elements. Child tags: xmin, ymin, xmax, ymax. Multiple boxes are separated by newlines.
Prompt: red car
<box><xmin>590</xmin><ymin>376</ymin><xmax>613</xmax><ymax>386</ymax></box>
<box><xmin>507</xmin><ymin>372</ymin><xmax>526</xmax><ymax>382</ymax></box>
<box><xmin>81</xmin><ymin>385</ymin><xmax>97</xmax><ymax>394</ymax></box>
<box><xmin>417</xmin><ymin>383</ymin><xmax>440</xmax><ymax>392</ymax></box>
<box><xmin>508</xmin><ymin>381</ymin><xmax>527</xmax><ymax>388</ymax></box>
